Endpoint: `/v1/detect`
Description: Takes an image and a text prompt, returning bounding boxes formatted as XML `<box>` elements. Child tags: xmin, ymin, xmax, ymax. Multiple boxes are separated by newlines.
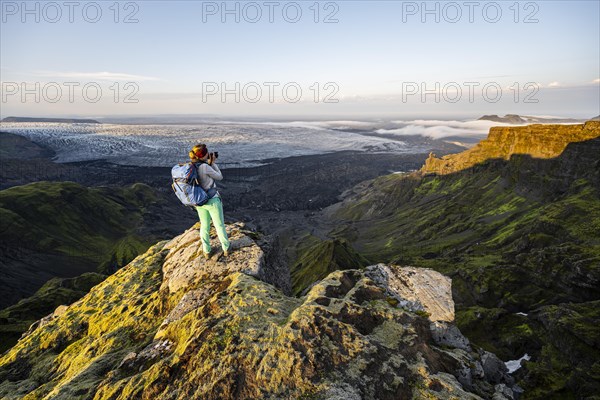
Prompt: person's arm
<box><xmin>203</xmin><ymin>162</ymin><xmax>223</xmax><ymax>181</ymax></box>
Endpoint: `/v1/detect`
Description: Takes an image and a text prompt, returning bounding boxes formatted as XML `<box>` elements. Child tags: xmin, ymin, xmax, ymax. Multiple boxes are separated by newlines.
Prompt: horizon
<box><xmin>1</xmin><ymin>111</ymin><xmax>598</xmax><ymax>123</ymax></box>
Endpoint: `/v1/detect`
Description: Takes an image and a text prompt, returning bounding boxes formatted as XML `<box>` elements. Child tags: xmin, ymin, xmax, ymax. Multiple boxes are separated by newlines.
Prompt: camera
<box><xmin>210</xmin><ymin>151</ymin><xmax>219</xmax><ymax>159</ymax></box>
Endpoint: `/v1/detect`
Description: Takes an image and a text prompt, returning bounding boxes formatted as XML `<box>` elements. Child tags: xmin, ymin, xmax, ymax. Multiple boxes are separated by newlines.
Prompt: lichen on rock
<box><xmin>0</xmin><ymin>223</ymin><xmax>519</xmax><ymax>399</ymax></box>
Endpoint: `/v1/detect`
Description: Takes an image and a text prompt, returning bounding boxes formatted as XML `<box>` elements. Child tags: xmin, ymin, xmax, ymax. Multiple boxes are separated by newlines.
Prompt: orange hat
<box><xmin>190</xmin><ymin>144</ymin><xmax>207</xmax><ymax>159</ymax></box>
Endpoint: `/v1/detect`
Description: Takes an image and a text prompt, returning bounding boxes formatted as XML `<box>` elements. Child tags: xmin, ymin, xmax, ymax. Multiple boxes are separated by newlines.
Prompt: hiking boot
<box><xmin>203</xmin><ymin>251</ymin><xmax>211</xmax><ymax>260</ymax></box>
<box><xmin>223</xmin><ymin>249</ymin><xmax>230</xmax><ymax>257</ymax></box>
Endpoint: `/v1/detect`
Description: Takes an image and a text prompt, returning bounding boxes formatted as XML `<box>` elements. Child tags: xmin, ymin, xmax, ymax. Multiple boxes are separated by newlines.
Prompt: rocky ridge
<box><xmin>423</xmin><ymin>121</ymin><xmax>600</xmax><ymax>175</ymax></box>
<box><xmin>0</xmin><ymin>223</ymin><xmax>519</xmax><ymax>399</ymax></box>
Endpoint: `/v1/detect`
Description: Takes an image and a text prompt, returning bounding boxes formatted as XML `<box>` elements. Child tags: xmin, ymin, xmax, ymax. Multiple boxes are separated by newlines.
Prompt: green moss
<box><xmin>523</xmin><ymin>344</ymin><xmax>577</xmax><ymax>400</ymax></box>
<box><xmin>0</xmin><ymin>242</ymin><xmax>169</xmax><ymax>399</ymax></box>
<box><xmin>98</xmin><ymin>235</ymin><xmax>153</xmax><ymax>274</ymax></box>
<box><xmin>290</xmin><ymin>235</ymin><xmax>369</xmax><ymax>296</ymax></box>
<box><xmin>454</xmin><ymin>307</ymin><xmax>537</xmax><ymax>359</ymax></box>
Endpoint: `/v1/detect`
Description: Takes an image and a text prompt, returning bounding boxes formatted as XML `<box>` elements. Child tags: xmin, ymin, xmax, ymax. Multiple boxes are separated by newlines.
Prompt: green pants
<box><xmin>195</xmin><ymin>197</ymin><xmax>230</xmax><ymax>254</ymax></box>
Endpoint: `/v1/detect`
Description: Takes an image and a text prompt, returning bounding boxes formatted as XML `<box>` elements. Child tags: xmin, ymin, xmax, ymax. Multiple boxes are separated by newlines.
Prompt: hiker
<box><xmin>189</xmin><ymin>144</ymin><xmax>231</xmax><ymax>259</ymax></box>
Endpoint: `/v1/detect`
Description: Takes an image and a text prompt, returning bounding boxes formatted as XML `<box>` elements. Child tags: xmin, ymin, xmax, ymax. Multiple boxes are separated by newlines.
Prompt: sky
<box><xmin>1</xmin><ymin>0</ymin><xmax>599</xmax><ymax>119</ymax></box>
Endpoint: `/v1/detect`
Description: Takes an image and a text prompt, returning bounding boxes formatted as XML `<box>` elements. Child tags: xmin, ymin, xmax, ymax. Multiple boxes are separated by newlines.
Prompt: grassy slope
<box><xmin>287</xmin><ymin>234</ymin><xmax>370</xmax><ymax>296</ymax></box>
<box><xmin>1</xmin><ymin>181</ymin><xmax>156</xmax><ymax>266</ymax></box>
<box><xmin>1</xmin><ymin>181</ymin><xmax>158</xmax><ymax>276</ymax></box>
<box><xmin>328</xmin><ymin>138</ymin><xmax>600</xmax><ymax>399</ymax></box>
<box><xmin>0</xmin><ymin>181</ymin><xmax>163</xmax><ymax>350</ymax></box>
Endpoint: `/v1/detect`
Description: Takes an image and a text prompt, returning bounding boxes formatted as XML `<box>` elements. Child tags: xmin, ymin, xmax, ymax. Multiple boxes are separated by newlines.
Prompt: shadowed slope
<box><xmin>0</xmin><ymin>181</ymin><xmax>162</xmax><ymax>308</ymax></box>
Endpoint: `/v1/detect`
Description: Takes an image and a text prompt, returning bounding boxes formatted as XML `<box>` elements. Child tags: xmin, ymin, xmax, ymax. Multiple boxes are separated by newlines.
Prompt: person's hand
<box><xmin>208</xmin><ymin>153</ymin><xmax>214</xmax><ymax>165</ymax></box>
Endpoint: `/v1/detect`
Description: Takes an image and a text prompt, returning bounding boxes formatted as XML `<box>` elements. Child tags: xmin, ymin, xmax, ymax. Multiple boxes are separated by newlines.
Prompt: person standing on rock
<box><xmin>189</xmin><ymin>144</ymin><xmax>231</xmax><ymax>259</ymax></box>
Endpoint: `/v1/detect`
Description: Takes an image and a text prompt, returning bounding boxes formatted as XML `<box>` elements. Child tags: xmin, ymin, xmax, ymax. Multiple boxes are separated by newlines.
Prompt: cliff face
<box><xmin>423</xmin><ymin>121</ymin><xmax>600</xmax><ymax>175</ymax></box>
<box><xmin>0</xmin><ymin>223</ymin><xmax>518</xmax><ymax>400</ymax></box>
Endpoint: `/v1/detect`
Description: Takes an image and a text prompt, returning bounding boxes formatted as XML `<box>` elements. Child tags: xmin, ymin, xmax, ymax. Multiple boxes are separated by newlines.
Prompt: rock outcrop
<box><xmin>422</xmin><ymin>121</ymin><xmax>600</xmax><ymax>175</ymax></box>
<box><xmin>0</xmin><ymin>223</ymin><xmax>518</xmax><ymax>399</ymax></box>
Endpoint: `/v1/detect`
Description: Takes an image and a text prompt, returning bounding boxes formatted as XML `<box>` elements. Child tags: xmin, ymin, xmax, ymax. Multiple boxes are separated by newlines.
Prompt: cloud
<box><xmin>593</xmin><ymin>78</ymin><xmax>600</xmax><ymax>84</ymax></box>
<box><xmin>245</xmin><ymin>120</ymin><xmax>378</xmax><ymax>131</ymax></box>
<box><xmin>246</xmin><ymin>119</ymin><xmax>509</xmax><ymax>139</ymax></box>
<box><xmin>471</xmin><ymin>74</ymin><xmax>516</xmax><ymax>79</ymax></box>
<box><xmin>377</xmin><ymin>119</ymin><xmax>510</xmax><ymax>139</ymax></box>
<box><xmin>548</xmin><ymin>81</ymin><xmax>560</xmax><ymax>87</ymax></box>
<box><xmin>32</xmin><ymin>71</ymin><xmax>160</xmax><ymax>82</ymax></box>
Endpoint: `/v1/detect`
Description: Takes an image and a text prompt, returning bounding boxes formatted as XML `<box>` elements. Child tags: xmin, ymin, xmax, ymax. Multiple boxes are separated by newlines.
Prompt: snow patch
<box><xmin>505</xmin><ymin>353</ymin><xmax>531</xmax><ymax>374</ymax></box>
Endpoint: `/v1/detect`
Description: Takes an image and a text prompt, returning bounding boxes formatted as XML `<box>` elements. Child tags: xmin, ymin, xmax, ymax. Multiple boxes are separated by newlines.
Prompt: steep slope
<box><xmin>0</xmin><ymin>181</ymin><xmax>166</xmax><ymax>308</ymax></box>
<box><xmin>289</xmin><ymin>235</ymin><xmax>370</xmax><ymax>296</ymax></box>
<box><xmin>327</xmin><ymin>121</ymin><xmax>600</xmax><ymax>398</ymax></box>
<box><xmin>0</xmin><ymin>223</ymin><xmax>520</xmax><ymax>400</ymax></box>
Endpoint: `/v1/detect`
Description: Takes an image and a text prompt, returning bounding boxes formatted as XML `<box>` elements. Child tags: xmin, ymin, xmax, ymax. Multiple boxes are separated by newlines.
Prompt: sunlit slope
<box><xmin>422</xmin><ymin>121</ymin><xmax>600</xmax><ymax>175</ymax></box>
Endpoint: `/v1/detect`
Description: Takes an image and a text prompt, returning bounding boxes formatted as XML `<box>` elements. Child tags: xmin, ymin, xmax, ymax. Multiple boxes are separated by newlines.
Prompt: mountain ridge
<box><xmin>2</xmin><ymin>121</ymin><xmax>598</xmax><ymax>398</ymax></box>
<box><xmin>477</xmin><ymin>114</ymin><xmax>584</xmax><ymax>124</ymax></box>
